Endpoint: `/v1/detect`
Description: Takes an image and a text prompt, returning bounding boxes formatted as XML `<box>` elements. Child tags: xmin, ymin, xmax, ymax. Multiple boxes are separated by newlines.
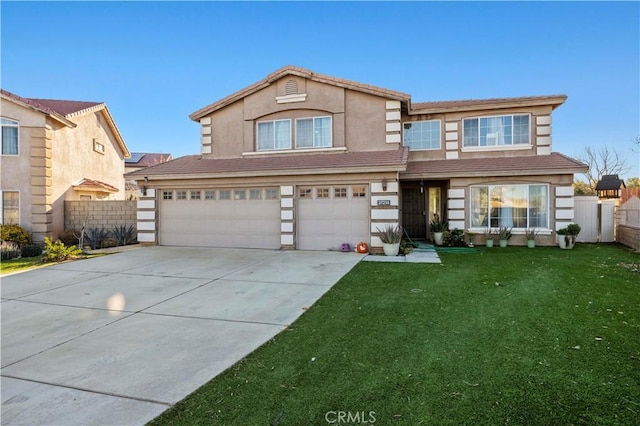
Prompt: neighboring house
<box><xmin>124</xmin><ymin>152</ymin><xmax>172</xmax><ymax>199</ymax></box>
<box><xmin>1</xmin><ymin>89</ymin><xmax>130</xmax><ymax>243</ymax></box>
<box><xmin>127</xmin><ymin>66</ymin><xmax>587</xmax><ymax>251</ymax></box>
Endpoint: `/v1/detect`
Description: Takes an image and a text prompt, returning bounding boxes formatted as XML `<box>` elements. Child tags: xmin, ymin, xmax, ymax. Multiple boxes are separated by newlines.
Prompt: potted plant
<box><xmin>376</xmin><ymin>224</ymin><xmax>403</xmax><ymax>256</ymax></box>
<box><xmin>525</xmin><ymin>228</ymin><xmax>538</xmax><ymax>248</ymax></box>
<box><xmin>558</xmin><ymin>223</ymin><xmax>581</xmax><ymax>249</ymax></box>
<box><xmin>484</xmin><ymin>228</ymin><xmax>495</xmax><ymax>248</ymax></box>
<box><xmin>498</xmin><ymin>226</ymin><xmax>512</xmax><ymax>248</ymax></box>
<box><xmin>429</xmin><ymin>214</ymin><xmax>448</xmax><ymax>246</ymax></box>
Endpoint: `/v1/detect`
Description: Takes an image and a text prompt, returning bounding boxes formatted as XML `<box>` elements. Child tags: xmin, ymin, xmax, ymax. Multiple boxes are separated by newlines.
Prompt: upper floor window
<box><xmin>463</xmin><ymin>114</ymin><xmax>530</xmax><ymax>148</ymax></box>
<box><xmin>257</xmin><ymin>119</ymin><xmax>291</xmax><ymax>151</ymax></box>
<box><xmin>403</xmin><ymin>120</ymin><xmax>441</xmax><ymax>150</ymax></box>
<box><xmin>1</xmin><ymin>118</ymin><xmax>19</xmax><ymax>155</ymax></box>
<box><xmin>296</xmin><ymin>116</ymin><xmax>332</xmax><ymax>149</ymax></box>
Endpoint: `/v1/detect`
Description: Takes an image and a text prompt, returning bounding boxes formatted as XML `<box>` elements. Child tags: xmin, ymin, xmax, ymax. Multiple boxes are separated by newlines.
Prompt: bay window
<box><xmin>470</xmin><ymin>184</ymin><xmax>548</xmax><ymax>229</ymax></box>
<box><xmin>463</xmin><ymin>114</ymin><xmax>530</xmax><ymax>148</ymax></box>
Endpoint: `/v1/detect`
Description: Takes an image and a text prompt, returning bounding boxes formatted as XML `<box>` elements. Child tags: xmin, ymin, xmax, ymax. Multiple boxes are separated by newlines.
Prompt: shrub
<box><xmin>85</xmin><ymin>228</ymin><xmax>109</xmax><ymax>250</ymax></box>
<box><xmin>111</xmin><ymin>224</ymin><xmax>137</xmax><ymax>246</ymax></box>
<box><xmin>1</xmin><ymin>241</ymin><xmax>21</xmax><ymax>260</ymax></box>
<box><xmin>21</xmin><ymin>244</ymin><xmax>43</xmax><ymax>258</ymax></box>
<box><xmin>44</xmin><ymin>237</ymin><xmax>82</xmax><ymax>262</ymax></box>
<box><xmin>0</xmin><ymin>224</ymin><xmax>32</xmax><ymax>246</ymax></box>
<box><xmin>59</xmin><ymin>229</ymin><xmax>80</xmax><ymax>247</ymax></box>
<box><xmin>443</xmin><ymin>228</ymin><xmax>468</xmax><ymax>247</ymax></box>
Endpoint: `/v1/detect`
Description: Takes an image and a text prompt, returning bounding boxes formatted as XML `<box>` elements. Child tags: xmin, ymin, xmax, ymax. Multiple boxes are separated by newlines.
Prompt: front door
<box><xmin>402</xmin><ymin>187</ymin><xmax>426</xmax><ymax>239</ymax></box>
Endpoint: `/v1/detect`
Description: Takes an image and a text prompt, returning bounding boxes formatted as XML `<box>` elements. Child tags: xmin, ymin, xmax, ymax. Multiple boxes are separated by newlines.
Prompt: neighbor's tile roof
<box><xmin>190</xmin><ymin>65</ymin><xmax>411</xmax><ymax>120</ymax></box>
<box><xmin>403</xmin><ymin>152</ymin><xmax>587</xmax><ymax>178</ymax></box>
<box><xmin>410</xmin><ymin>95</ymin><xmax>568</xmax><ymax>113</ymax></box>
<box><xmin>1</xmin><ymin>89</ymin><xmax>130</xmax><ymax>158</ymax></box>
<box><xmin>72</xmin><ymin>178</ymin><xmax>119</xmax><ymax>193</ymax></box>
<box><xmin>125</xmin><ymin>152</ymin><xmax>173</xmax><ymax>167</ymax></box>
<box><xmin>128</xmin><ymin>148</ymin><xmax>409</xmax><ymax>178</ymax></box>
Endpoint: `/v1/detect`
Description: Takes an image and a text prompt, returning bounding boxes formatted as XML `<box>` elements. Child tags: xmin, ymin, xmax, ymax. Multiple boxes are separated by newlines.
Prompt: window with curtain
<box><xmin>295</xmin><ymin>116</ymin><xmax>331</xmax><ymax>148</ymax></box>
<box><xmin>463</xmin><ymin>114</ymin><xmax>530</xmax><ymax>148</ymax></box>
<box><xmin>403</xmin><ymin>120</ymin><xmax>441</xmax><ymax>150</ymax></box>
<box><xmin>1</xmin><ymin>118</ymin><xmax>19</xmax><ymax>155</ymax></box>
<box><xmin>1</xmin><ymin>191</ymin><xmax>19</xmax><ymax>224</ymax></box>
<box><xmin>257</xmin><ymin>119</ymin><xmax>291</xmax><ymax>151</ymax></box>
<box><xmin>470</xmin><ymin>184</ymin><xmax>548</xmax><ymax>229</ymax></box>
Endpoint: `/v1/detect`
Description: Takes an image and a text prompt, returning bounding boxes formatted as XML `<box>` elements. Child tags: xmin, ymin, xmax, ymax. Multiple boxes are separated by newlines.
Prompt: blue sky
<box><xmin>2</xmin><ymin>1</ymin><xmax>639</xmax><ymax>178</ymax></box>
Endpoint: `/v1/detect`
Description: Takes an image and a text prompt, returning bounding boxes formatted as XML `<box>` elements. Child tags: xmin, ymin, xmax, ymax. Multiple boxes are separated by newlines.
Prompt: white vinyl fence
<box><xmin>573</xmin><ymin>196</ymin><xmax>616</xmax><ymax>243</ymax></box>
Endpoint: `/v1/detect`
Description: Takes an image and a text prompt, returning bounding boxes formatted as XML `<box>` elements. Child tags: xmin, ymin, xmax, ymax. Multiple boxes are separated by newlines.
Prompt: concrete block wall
<box><xmin>64</xmin><ymin>200</ymin><xmax>137</xmax><ymax>230</ymax></box>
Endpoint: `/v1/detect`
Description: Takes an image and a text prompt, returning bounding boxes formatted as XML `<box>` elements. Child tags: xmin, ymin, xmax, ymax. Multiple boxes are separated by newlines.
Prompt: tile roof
<box><xmin>190</xmin><ymin>65</ymin><xmax>411</xmax><ymax>120</ymax></box>
<box><xmin>127</xmin><ymin>148</ymin><xmax>409</xmax><ymax>179</ymax></box>
<box><xmin>125</xmin><ymin>152</ymin><xmax>173</xmax><ymax>167</ymax></box>
<box><xmin>410</xmin><ymin>95</ymin><xmax>568</xmax><ymax>113</ymax></box>
<box><xmin>1</xmin><ymin>88</ymin><xmax>130</xmax><ymax>158</ymax></box>
<box><xmin>72</xmin><ymin>178</ymin><xmax>119</xmax><ymax>193</ymax></box>
<box><xmin>403</xmin><ymin>152</ymin><xmax>588</xmax><ymax>178</ymax></box>
<box><xmin>25</xmin><ymin>98</ymin><xmax>102</xmax><ymax>116</ymax></box>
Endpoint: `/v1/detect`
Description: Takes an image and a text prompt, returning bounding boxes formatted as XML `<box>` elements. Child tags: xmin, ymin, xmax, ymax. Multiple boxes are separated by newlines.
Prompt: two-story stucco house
<box><xmin>1</xmin><ymin>89</ymin><xmax>130</xmax><ymax>243</ymax></box>
<box><xmin>127</xmin><ymin>66</ymin><xmax>587</xmax><ymax>251</ymax></box>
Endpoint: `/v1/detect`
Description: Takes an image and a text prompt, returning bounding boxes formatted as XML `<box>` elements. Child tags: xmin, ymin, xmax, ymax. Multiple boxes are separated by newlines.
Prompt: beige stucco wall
<box><xmin>1</xmin><ymin>99</ymin><xmax>46</xmax><ymax>232</ymax></box>
<box><xmin>201</xmin><ymin>76</ymin><xmax>397</xmax><ymax>159</ymax></box>
<box><xmin>403</xmin><ymin>105</ymin><xmax>555</xmax><ymax>161</ymax></box>
<box><xmin>49</xmin><ymin>109</ymin><xmax>126</xmax><ymax>236</ymax></box>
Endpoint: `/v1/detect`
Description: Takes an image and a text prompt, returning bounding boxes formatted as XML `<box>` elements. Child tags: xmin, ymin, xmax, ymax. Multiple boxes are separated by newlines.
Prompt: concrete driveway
<box><xmin>1</xmin><ymin>247</ymin><xmax>364</xmax><ymax>425</ymax></box>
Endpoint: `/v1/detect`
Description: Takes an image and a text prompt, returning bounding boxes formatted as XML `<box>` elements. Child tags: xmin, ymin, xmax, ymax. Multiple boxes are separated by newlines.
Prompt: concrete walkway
<box><xmin>1</xmin><ymin>247</ymin><xmax>364</xmax><ymax>425</ymax></box>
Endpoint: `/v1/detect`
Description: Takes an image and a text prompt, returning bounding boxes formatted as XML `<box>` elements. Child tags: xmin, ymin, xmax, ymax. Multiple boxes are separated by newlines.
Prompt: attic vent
<box><xmin>285</xmin><ymin>80</ymin><xmax>298</xmax><ymax>95</ymax></box>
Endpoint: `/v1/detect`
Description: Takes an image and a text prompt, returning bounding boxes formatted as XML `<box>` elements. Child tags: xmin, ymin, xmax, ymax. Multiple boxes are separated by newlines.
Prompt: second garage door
<box><xmin>297</xmin><ymin>185</ymin><xmax>370</xmax><ymax>250</ymax></box>
<box><xmin>159</xmin><ymin>188</ymin><xmax>280</xmax><ymax>249</ymax></box>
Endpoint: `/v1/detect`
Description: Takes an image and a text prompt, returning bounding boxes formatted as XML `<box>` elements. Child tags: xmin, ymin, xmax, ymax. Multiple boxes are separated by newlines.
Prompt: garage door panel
<box><xmin>159</xmin><ymin>191</ymin><xmax>279</xmax><ymax>249</ymax></box>
<box><xmin>298</xmin><ymin>187</ymin><xmax>369</xmax><ymax>251</ymax></box>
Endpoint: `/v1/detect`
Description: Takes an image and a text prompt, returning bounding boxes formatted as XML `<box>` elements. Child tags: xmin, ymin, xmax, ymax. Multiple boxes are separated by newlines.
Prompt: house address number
<box><xmin>377</xmin><ymin>200</ymin><xmax>391</xmax><ymax>206</ymax></box>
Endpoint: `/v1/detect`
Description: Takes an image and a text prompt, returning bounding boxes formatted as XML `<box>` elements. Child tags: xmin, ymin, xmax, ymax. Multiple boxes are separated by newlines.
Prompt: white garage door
<box><xmin>159</xmin><ymin>188</ymin><xmax>280</xmax><ymax>249</ymax></box>
<box><xmin>297</xmin><ymin>185</ymin><xmax>370</xmax><ymax>250</ymax></box>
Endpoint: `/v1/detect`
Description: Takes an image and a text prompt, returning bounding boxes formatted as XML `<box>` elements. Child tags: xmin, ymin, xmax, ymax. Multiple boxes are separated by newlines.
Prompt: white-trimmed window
<box><xmin>1</xmin><ymin>118</ymin><xmax>19</xmax><ymax>155</ymax></box>
<box><xmin>219</xmin><ymin>190</ymin><xmax>231</xmax><ymax>200</ymax></box>
<box><xmin>93</xmin><ymin>139</ymin><xmax>105</xmax><ymax>154</ymax></box>
<box><xmin>334</xmin><ymin>187</ymin><xmax>348</xmax><ymax>198</ymax></box>
<box><xmin>162</xmin><ymin>191</ymin><xmax>173</xmax><ymax>200</ymax></box>
<box><xmin>176</xmin><ymin>191</ymin><xmax>187</xmax><ymax>200</ymax></box>
<box><xmin>299</xmin><ymin>188</ymin><xmax>312</xmax><ymax>198</ymax></box>
<box><xmin>296</xmin><ymin>116</ymin><xmax>332</xmax><ymax>148</ymax></box>
<box><xmin>190</xmin><ymin>190</ymin><xmax>201</xmax><ymax>200</ymax></box>
<box><xmin>234</xmin><ymin>190</ymin><xmax>246</xmax><ymax>200</ymax></box>
<box><xmin>249</xmin><ymin>189</ymin><xmax>261</xmax><ymax>200</ymax></box>
<box><xmin>470</xmin><ymin>184</ymin><xmax>548</xmax><ymax>229</ymax></box>
<box><xmin>403</xmin><ymin>120</ymin><xmax>441</xmax><ymax>150</ymax></box>
<box><xmin>1</xmin><ymin>191</ymin><xmax>19</xmax><ymax>224</ymax></box>
<box><xmin>463</xmin><ymin>114</ymin><xmax>530</xmax><ymax>148</ymax></box>
<box><xmin>257</xmin><ymin>119</ymin><xmax>291</xmax><ymax>151</ymax></box>
<box><xmin>205</xmin><ymin>190</ymin><xmax>216</xmax><ymax>200</ymax></box>
<box><xmin>265</xmin><ymin>188</ymin><xmax>279</xmax><ymax>200</ymax></box>
<box><xmin>316</xmin><ymin>188</ymin><xmax>330</xmax><ymax>199</ymax></box>
<box><xmin>352</xmin><ymin>186</ymin><xmax>367</xmax><ymax>198</ymax></box>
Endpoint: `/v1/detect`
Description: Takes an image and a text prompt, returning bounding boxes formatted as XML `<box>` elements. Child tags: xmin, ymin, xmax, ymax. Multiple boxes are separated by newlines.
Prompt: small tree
<box><xmin>576</xmin><ymin>146</ymin><xmax>630</xmax><ymax>192</ymax></box>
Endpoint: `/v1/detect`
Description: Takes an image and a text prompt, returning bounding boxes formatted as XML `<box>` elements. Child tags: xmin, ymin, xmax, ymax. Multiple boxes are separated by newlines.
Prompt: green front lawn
<box><xmin>0</xmin><ymin>255</ymin><xmax>49</xmax><ymax>275</ymax></box>
<box><xmin>151</xmin><ymin>244</ymin><xmax>640</xmax><ymax>425</ymax></box>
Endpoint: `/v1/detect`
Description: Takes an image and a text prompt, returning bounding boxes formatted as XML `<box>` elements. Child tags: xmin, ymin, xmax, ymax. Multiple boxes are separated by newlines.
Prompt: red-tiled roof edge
<box><xmin>26</xmin><ymin>98</ymin><xmax>103</xmax><ymax>117</ymax></box>
<box><xmin>73</xmin><ymin>178</ymin><xmax>119</xmax><ymax>192</ymax></box>
<box><xmin>410</xmin><ymin>94</ymin><xmax>568</xmax><ymax>113</ymax></box>
<box><xmin>1</xmin><ymin>89</ymin><xmax>76</xmax><ymax>127</ymax></box>
<box><xmin>189</xmin><ymin>65</ymin><xmax>411</xmax><ymax>121</ymax></box>
<box><xmin>551</xmin><ymin>151</ymin><xmax>588</xmax><ymax>169</ymax></box>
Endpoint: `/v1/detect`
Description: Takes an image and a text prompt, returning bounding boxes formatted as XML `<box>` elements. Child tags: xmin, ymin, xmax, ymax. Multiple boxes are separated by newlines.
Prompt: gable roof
<box><xmin>189</xmin><ymin>65</ymin><xmax>411</xmax><ymax>120</ymax></box>
<box><xmin>127</xmin><ymin>148</ymin><xmax>409</xmax><ymax>180</ymax></box>
<box><xmin>595</xmin><ymin>174</ymin><xmax>626</xmax><ymax>191</ymax></box>
<box><xmin>1</xmin><ymin>89</ymin><xmax>130</xmax><ymax>158</ymax></box>
<box><xmin>403</xmin><ymin>152</ymin><xmax>588</xmax><ymax>179</ymax></box>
